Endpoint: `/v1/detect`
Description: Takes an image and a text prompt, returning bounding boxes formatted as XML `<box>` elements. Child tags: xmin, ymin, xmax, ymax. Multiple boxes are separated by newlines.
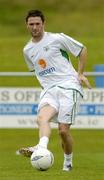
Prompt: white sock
<box><xmin>64</xmin><ymin>153</ymin><xmax>73</xmax><ymax>166</ymax></box>
<box><xmin>38</xmin><ymin>136</ymin><xmax>49</xmax><ymax>149</ymax></box>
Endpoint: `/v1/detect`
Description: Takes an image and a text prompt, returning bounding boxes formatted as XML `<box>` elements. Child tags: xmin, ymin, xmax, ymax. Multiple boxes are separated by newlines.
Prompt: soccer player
<box><xmin>19</xmin><ymin>10</ymin><xmax>91</xmax><ymax>171</ymax></box>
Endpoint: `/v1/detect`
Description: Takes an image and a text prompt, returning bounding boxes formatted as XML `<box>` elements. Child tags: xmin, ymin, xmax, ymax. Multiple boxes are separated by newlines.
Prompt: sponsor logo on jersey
<box><xmin>38</xmin><ymin>59</ymin><xmax>56</xmax><ymax>76</ymax></box>
<box><xmin>39</xmin><ymin>67</ymin><xmax>56</xmax><ymax>76</ymax></box>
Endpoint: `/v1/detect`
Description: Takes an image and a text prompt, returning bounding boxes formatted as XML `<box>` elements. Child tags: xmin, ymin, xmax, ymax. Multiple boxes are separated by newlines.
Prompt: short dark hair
<box><xmin>25</xmin><ymin>10</ymin><xmax>45</xmax><ymax>23</ymax></box>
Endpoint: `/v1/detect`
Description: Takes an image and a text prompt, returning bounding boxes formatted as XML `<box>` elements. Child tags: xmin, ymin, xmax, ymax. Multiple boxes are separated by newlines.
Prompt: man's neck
<box><xmin>32</xmin><ymin>32</ymin><xmax>44</xmax><ymax>43</ymax></box>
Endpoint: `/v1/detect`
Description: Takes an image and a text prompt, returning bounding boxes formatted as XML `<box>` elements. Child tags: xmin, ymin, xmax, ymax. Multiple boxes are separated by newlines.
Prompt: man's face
<box><xmin>26</xmin><ymin>16</ymin><xmax>44</xmax><ymax>38</ymax></box>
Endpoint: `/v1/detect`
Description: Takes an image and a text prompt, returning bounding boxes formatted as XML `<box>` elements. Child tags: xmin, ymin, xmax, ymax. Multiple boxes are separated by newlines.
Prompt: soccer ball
<box><xmin>30</xmin><ymin>148</ymin><xmax>54</xmax><ymax>171</ymax></box>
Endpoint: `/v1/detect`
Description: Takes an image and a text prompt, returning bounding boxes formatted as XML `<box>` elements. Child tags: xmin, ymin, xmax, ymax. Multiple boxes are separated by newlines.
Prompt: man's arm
<box><xmin>78</xmin><ymin>47</ymin><xmax>91</xmax><ymax>89</ymax></box>
<box><xmin>23</xmin><ymin>51</ymin><xmax>35</xmax><ymax>72</ymax></box>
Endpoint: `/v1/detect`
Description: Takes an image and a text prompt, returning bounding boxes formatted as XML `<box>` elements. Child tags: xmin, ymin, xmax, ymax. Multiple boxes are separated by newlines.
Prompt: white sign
<box><xmin>0</xmin><ymin>88</ymin><xmax>104</xmax><ymax>128</ymax></box>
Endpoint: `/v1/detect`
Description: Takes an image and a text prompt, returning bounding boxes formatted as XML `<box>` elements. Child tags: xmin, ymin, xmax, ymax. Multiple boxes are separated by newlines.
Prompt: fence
<box><xmin>0</xmin><ymin>71</ymin><xmax>104</xmax><ymax>77</ymax></box>
<box><xmin>1</xmin><ymin>71</ymin><xmax>104</xmax><ymax>87</ymax></box>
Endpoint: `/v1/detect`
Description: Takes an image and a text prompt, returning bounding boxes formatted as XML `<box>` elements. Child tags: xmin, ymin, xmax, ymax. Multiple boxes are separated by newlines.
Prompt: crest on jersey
<box><xmin>38</xmin><ymin>59</ymin><xmax>47</xmax><ymax>69</ymax></box>
<box><xmin>43</xmin><ymin>46</ymin><xmax>49</xmax><ymax>51</ymax></box>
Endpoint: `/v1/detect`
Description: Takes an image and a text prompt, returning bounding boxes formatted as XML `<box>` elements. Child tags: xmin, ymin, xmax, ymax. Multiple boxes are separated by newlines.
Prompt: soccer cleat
<box><xmin>17</xmin><ymin>145</ymin><xmax>39</xmax><ymax>157</ymax></box>
<box><xmin>63</xmin><ymin>164</ymin><xmax>72</xmax><ymax>171</ymax></box>
<box><xmin>16</xmin><ymin>145</ymin><xmax>46</xmax><ymax>157</ymax></box>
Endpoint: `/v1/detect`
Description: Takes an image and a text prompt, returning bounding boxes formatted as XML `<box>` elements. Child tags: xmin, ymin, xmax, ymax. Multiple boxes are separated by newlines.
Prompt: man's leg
<box><xmin>19</xmin><ymin>105</ymin><xmax>56</xmax><ymax>157</ymax></box>
<box><xmin>37</xmin><ymin>105</ymin><xmax>57</xmax><ymax>148</ymax></box>
<box><xmin>58</xmin><ymin>123</ymin><xmax>73</xmax><ymax>171</ymax></box>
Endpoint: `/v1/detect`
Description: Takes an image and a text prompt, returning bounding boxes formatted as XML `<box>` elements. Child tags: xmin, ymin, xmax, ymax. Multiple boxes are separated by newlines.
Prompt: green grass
<box><xmin>0</xmin><ymin>129</ymin><xmax>104</xmax><ymax>180</ymax></box>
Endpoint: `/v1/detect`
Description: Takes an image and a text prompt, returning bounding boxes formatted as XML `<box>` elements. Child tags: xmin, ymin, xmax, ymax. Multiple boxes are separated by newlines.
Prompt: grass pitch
<box><xmin>0</xmin><ymin>129</ymin><xmax>104</xmax><ymax>180</ymax></box>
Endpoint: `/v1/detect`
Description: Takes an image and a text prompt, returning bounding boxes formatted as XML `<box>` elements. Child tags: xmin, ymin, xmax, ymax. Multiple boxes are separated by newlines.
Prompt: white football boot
<box><xmin>63</xmin><ymin>163</ymin><xmax>72</xmax><ymax>171</ymax></box>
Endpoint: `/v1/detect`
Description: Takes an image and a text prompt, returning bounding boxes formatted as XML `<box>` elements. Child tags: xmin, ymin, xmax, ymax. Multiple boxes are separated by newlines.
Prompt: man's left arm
<box><xmin>78</xmin><ymin>47</ymin><xmax>91</xmax><ymax>89</ymax></box>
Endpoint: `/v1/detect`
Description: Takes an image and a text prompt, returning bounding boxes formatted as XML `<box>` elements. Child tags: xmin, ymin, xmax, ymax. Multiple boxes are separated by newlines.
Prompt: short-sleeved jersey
<box><xmin>23</xmin><ymin>32</ymin><xmax>84</xmax><ymax>95</ymax></box>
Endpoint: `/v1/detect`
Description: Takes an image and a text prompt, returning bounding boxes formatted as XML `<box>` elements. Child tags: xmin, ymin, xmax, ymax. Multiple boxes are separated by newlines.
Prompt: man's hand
<box><xmin>78</xmin><ymin>74</ymin><xmax>91</xmax><ymax>89</ymax></box>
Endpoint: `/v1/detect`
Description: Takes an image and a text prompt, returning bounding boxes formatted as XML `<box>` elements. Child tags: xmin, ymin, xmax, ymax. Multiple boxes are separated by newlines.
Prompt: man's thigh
<box><xmin>38</xmin><ymin>104</ymin><xmax>57</xmax><ymax>122</ymax></box>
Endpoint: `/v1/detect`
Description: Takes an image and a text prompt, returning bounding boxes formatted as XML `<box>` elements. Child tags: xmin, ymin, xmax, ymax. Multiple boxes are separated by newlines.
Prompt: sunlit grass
<box><xmin>0</xmin><ymin>129</ymin><xmax>104</xmax><ymax>180</ymax></box>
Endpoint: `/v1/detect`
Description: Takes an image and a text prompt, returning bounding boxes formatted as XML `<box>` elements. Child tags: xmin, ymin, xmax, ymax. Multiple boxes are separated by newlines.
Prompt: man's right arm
<box><xmin>23</xmin><ymin>51</ymin><xmax>35</xmax><ymax>72</ymax></box>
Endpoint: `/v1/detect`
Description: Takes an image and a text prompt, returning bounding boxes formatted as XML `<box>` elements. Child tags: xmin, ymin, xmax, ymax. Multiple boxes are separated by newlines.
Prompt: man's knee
<box><xmin>59</xmin><ymin>129</ymin><xmax>67</xmax><ymax>138</ymax></box>
<box><xmin>37</xmin><ymin>115</ymin><xmax>44</xmax><ymax>125</ymax></box>
<box><xmin>37</xmin><ymin>115</ymin><xmax>48</xmax><ymax>126</ymax></box>
<box><xmin>58</xmin><ymin>124</ymin><xmax>70</xmax><ymax>137</ymax></box>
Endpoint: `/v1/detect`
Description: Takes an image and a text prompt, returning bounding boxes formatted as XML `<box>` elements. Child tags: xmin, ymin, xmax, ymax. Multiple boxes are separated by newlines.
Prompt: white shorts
<box><xmin>38</xmin><ymin>86</ymin><xmax>82</xmax><ymax>124</ymax></box>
